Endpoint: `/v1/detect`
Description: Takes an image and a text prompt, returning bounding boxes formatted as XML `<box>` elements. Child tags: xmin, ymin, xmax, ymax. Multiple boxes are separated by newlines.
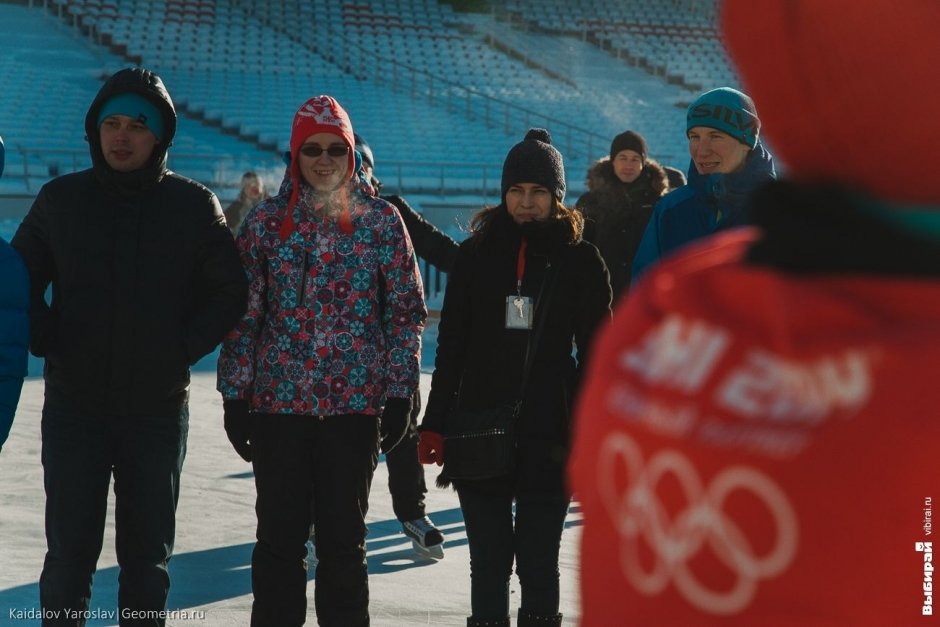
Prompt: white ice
<box><xmin>0</xmin><ymin>373</ymin><xmax>582</xmax><ymax>626</ymax></box>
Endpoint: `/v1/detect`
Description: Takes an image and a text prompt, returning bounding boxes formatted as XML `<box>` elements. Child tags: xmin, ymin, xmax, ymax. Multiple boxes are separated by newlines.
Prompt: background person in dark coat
<box><xmin>577</xmin><ymin>130</ymin><xmax>669</xmax><ymax>300</ymax></box>
<box><xmin>418</xmin><ymin>129</ymin><xmax>612</xmax><ymax>627</ymax></box>
<box><xmin>0</xmin><ymin>133</ymin><xmax>30</xmax><ymax>455</ymax></box>
<box><xmin>355</xmin><ymin>133</ymin><xmax>458</xmax><ymax>557</ymax></box>
<box><xmin>12</xmin><ymin>67</ymin><xmax>248</xmax><ymax>625</ymax></box>
<box><xmin>356</xmin><ymin>133</ymin><xmax>459</xmax><ymax>271</ymax></box>
<box><xmin>663</xmin><ymin>164</ymin><xmax>687</xmax><ymax>190</ymax></box>
<box><xmin>224</xmin><ymin>170</ymin><xmax>267</xmax><ymax>235</ymax></box>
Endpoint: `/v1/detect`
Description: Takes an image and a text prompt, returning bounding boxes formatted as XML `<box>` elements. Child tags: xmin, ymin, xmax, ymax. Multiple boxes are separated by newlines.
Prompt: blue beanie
<box><xmin>686</xmin><ymin>87</ymin><xmax>760</xmax><ymax>148</ymax></box>
<box><xmin>96</xmin><ymin>93</ymin><xmax>164</xmax><ymax>141</ymax></box>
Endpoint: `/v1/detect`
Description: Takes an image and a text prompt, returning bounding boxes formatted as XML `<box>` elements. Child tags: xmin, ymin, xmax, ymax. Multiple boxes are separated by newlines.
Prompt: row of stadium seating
<box><xmin>3</xmin><ymin>0</ymin><xmax>739</xmax><ymax>201</ymax></box>
<box><xmin>498</xmin><ymin>0</ymin><xmax>735</xmax><ymax>92</ymax></box>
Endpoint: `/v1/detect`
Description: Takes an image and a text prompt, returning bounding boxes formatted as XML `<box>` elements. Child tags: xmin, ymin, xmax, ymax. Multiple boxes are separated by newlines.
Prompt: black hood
<box><xmin>746</xmin><ymin>180</ymin><xmax>940</xmax><ymax>277</ymax></box>
<box><xmin>84</xmin><ymin>67</ymin><xmax>177</xmax><ymax>196</ymax></box>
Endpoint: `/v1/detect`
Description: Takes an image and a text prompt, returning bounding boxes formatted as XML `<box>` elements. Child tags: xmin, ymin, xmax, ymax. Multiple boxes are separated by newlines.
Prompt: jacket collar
<box><xmin>746</xmin><ymin>180</ymin><xmax>940</xmax><ymax>277</ymax></box>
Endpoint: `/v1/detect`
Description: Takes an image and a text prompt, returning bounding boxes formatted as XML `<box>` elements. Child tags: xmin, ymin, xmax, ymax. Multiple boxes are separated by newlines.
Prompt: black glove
<box><xmin>380</xmin><ymin>397</ymin><xmax>412</xmax><ymax>454</ymax></box>
<box><xmin>223</xmin><ymin>399</ymin><xmax>252</xmax><ymax>462</ymax></box>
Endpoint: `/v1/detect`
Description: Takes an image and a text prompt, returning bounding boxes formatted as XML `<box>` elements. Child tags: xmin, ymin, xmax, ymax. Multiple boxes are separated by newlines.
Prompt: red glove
<box><xmin>418</xmin><ymin>431</ymin><xmax>444</xmax><ymax>466</ymax></box>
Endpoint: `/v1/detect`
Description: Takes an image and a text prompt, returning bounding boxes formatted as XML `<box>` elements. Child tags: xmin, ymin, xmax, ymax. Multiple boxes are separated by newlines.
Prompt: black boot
<box><xmin>467</xmin><ymin>616</ymin><xmax>510</xmax><ymax>627</ymax></box>
<box><xmin>517</xmin><ymin>608</ymin><xmax>563</xmax><ymax>626</ymax></box>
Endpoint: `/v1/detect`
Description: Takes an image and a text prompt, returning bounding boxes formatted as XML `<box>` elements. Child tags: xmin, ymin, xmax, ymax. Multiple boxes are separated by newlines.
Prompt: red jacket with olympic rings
<box><xmin>570</xmin><ymin>228</ymin><xmax>940</xmax><ymax>626</ymax></box>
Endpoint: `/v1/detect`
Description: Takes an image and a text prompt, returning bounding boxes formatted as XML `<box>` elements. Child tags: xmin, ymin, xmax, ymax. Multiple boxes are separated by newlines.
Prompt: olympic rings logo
<box><xmin>597</xmin><ymin>432</ymin><xmax>799</xmax><ymax>615</ymax></box>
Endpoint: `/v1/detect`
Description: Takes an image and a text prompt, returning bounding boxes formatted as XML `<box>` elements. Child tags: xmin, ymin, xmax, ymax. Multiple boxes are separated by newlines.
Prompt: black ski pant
<box><xmin>39</xmin><ymin>391</ymin><xmax>188</xmax><ymax>627</ymax></box>
<box><xmin>455</xmin><ymin>439</ymin><xmax>570</xmax><ymax>622</ymax></box>
<box><xmin>250</xmin><ymin>412</ymin><xmax>379</xmax><ymax>627</ymax></box>
<box><xmin>383</xmin><ymin>390</ymin><xmax>427</xmax><ymax>522</ymax></box>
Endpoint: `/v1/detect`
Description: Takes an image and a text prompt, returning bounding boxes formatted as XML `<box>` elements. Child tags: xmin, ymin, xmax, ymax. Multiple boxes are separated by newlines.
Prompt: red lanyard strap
<box><xmin>515</xmin><ymin>238</ymin><xmax>528</xmax><ymax>294</ymax></box>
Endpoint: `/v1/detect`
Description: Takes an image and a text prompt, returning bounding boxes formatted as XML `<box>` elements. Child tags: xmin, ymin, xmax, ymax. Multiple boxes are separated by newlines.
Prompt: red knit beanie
<box><xmin>722</xmin><ymin>0</ymin><xmax>940</xmax><ymax>205</ymax></box>
<box><xmin>280</xmin><ymin>95</ymin><xmax>356</xmax><ymax>239</ymax></box>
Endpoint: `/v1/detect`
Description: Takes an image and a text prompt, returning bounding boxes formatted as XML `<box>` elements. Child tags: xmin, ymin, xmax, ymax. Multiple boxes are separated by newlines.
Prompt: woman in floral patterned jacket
<box><xmin>217</xmin><ymin>95</ymin><xmax>426</xmax><ymax>627</ymax></box>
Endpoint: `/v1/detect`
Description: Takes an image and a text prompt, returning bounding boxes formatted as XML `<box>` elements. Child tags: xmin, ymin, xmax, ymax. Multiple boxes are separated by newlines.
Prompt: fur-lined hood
<box><xmin>584</xmin><ymin>157</ymin><xmax>669</xmax><ymax>197</ymax></box>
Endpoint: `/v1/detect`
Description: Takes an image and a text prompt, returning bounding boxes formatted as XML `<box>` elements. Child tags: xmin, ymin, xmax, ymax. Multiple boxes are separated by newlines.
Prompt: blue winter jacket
<box><xmin>0</xmin><ymin>237</ymin><xmax>29</xmax><ymax>449</ymax></box>
<box><xmin>631</xmin><ymin>143</ymin><xmax>776</xmax><ymax>281</ymax></box>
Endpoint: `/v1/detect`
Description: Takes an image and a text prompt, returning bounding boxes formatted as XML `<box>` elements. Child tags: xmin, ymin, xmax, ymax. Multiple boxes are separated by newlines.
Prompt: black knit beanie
<box><xmin>501</xmin><ymin>128</ymin><xmax>566</xmax><ymax>202</ymax></box>
<box><xmin>609</xmin><ymin>130</ymin><xmax>648</xmax><ymax>163</ymax></box>
<box><xmin>354</xmin><ymin>132</ymin><xmax>374</xmax><ymax>170</ymax></box>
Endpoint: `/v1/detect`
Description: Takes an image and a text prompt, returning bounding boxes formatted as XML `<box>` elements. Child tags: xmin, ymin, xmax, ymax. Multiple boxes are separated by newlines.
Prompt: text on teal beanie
<box><xmin>687</xmin><ymin>87</ymin><xmax>760</xmax><ymax>149</ymax></box>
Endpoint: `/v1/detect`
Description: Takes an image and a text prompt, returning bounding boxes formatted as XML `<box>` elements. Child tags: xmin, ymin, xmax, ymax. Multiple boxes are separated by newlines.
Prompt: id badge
<box><xmin>505</xmin><ymin>295</ymin><xmax>533</xmax><ymax>330</ymax></box>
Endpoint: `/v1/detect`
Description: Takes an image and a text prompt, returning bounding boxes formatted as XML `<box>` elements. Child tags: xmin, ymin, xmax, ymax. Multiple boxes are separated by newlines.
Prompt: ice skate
<box><xmin>402</xmin><ymin>515</ymin><xmax>444</xmax><ymax>559</ymax></box>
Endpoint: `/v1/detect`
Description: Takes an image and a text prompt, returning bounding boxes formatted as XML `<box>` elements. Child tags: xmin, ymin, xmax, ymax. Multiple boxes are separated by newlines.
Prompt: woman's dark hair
<box><xmin>469</xmin><ymin>198</ymin><xmax>583</xmax><ymax>244</ymax></box>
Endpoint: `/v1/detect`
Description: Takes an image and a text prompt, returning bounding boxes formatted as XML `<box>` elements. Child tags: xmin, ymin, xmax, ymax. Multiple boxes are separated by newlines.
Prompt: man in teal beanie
<box><xmin>0</xmin><ymin>133</ymin><xmax>30</xmax><ymax>455</ymax></box>
<box><xmin>95</xmin><ymin>92</ymin><xmax>165</xmax><ymax>142</ymax></box>
<box><xmin>686</xmin><ymin>87</ymin><xmax>761</xmax><ymax>149</ymax></box>
<box><xmin>12</xmin><ymin>68</ymin><xmax>247</xmax><ymax>624</ymax></box>
<box><xmin>631</xmin><ymin>86</ymin><xmax>776</xmax><ymax>281</ymax></box>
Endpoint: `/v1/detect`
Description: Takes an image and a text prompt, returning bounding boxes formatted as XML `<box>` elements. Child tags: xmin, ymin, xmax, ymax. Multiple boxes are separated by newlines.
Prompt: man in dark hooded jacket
<box><xmin>12</xmin><ymin>67</ymin><xmax>247</xmax><ymax>625</ymax></box>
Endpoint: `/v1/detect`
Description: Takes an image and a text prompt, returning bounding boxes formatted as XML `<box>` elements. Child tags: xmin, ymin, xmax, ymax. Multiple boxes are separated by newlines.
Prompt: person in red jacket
<box><xmin>569</xmin><ymin>1</ymin><xmax>940</xmax><ymax>625</ymax></box>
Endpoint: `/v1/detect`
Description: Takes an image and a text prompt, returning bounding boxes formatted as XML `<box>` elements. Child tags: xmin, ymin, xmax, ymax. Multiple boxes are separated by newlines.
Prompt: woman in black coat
<box><xmin>419</xmin><ymin>129</ymin><xmax>612</xmax><ymax>627</ymax></box>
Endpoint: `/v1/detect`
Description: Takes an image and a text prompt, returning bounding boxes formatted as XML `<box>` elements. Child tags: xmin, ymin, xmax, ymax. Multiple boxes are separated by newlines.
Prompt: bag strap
<box><xmin>516</xmin><ymin>250</ymin><xmax>564</xmax><ymax>404</ymax></box>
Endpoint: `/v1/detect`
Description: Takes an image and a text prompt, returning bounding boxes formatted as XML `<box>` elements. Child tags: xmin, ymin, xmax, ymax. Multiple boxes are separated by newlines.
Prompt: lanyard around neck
<box><xmin>515</xmin><ymin>238</ymin><xmax>528</xmax><ymax>296</ymax></box>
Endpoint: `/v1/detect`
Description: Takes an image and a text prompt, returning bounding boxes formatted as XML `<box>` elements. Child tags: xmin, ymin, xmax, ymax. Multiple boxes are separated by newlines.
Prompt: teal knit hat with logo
<box><xmin>686</xmin><ymin>87</ymin><xmax>760</xmax><ymax>148</ymax></box>
<box><xmin>96</xmin><ymin>93</ymin><xmax>164</xmax><ymax>141</ymax></box>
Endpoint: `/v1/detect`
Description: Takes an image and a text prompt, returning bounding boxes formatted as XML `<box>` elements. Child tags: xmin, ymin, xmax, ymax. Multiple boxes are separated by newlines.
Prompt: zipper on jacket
<box><xmin>297</xmin><ymin>249</ymin><xmax>309</xmax><ymax>308</ymax></box>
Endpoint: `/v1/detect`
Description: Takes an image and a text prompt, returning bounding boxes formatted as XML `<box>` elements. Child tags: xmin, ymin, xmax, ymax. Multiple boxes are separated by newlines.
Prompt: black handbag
<box><xmin>441</xmin><ymin>256</ymin><xmax>558</xmax><ymax>482</ymax></box>
<box><xmin>440</xmin><ymin>402</ymin><xmax>521</xmax><ymax>481</ymax></box>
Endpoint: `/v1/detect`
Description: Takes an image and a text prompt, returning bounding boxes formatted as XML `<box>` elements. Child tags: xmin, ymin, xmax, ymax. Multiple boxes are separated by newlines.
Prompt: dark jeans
<box><xmin>250</xmin><ymin>412</ymin><xmax>379</xmax><ymax>627</ymax></box>
<box><xmin>39</xmin><ymin>392</ymin><xmax>188</xmax><ymax>627</ymax></box>
<box><xmin>384</xmin><ymin>391</ymin><xmax>427</xmax><ymax>522</ymax></box>
<box><xmin>456</xmin><ymin>440</ymin><xmax>570</xmax><ymax>621</ymax></box>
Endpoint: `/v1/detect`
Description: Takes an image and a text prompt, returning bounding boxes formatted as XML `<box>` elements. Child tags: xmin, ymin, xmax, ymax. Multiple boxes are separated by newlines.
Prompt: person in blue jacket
<box><xmin>0</xmin><ymin>133</ymin><xmax>30</xmax><ymax>454</ymax></box>
<box><xmin>631</xmin><ymin>87</ymin><xmax>776</xmax><ymax>281</ymax></box>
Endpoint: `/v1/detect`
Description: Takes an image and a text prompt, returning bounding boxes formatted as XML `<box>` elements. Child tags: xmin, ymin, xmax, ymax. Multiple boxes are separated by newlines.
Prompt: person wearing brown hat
<box><xmin>570</xmin><ymin>1</ymin><xmax>940</xmax><ymax>625</ymax></box>
<box><xmin>577</xmin><ymin>130</ymin><xmax>671</xmax><ymax>300</ymax></box>
<box><xmin>419</xmin><ymin>129</ymin><xmax>612</xmax><ymax>627</ymax></box>
<box><xmin>217</xmin><ymin>95</ymin><xmax>427</xmax><ymax>626</ymax></box>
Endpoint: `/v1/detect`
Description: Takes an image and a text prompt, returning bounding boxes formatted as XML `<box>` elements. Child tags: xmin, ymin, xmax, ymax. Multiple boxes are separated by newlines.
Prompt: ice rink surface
<box><xmin>0</xmin><ymin>373</ymin><xmax>582</xmax><ymax>626</ymax></box>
